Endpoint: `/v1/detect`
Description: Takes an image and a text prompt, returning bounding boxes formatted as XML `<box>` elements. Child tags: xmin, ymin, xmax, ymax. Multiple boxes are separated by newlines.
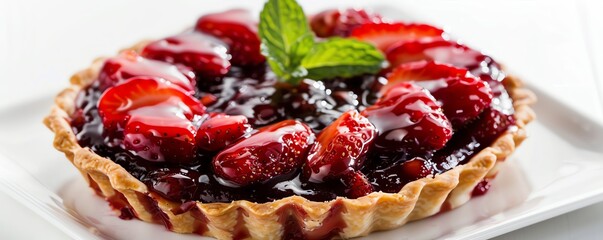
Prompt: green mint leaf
<box><xmin>259</xmin><ymin>0</ymin><xmax>314</xmax><ymax>83</ymax></box>
<box><xmin>301</xmin><ymin>38</ymin><xmax>385</xmax><ymax>80</ymax></box>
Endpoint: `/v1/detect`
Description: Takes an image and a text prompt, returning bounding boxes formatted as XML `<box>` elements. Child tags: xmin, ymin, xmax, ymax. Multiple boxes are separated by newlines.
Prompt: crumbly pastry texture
<box><xmin>44</xmin><ymin>43</ymin><xmax>536</xmax><ymax>239</ymax></box>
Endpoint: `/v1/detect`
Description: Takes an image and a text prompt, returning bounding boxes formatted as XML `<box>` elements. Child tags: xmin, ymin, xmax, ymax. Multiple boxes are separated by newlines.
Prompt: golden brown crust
<box><xmin>44</xmin><ymin>44</ymin><xmax>536</xmax><ymax>239</ymax></box>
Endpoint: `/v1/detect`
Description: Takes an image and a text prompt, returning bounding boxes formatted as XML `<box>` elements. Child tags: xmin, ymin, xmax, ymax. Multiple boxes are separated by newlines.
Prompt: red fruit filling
<box><xmin>70</xmin><ymin>9</ymin><xmax>518</xmax><ymax>204</ymax></box>
<box><xmin>195</xmin><ymin>9</ymin><xmax>265</xmax><ymax>66</ymax></box>
<box><xmin>141</xmin><ymin>32</ymin><xmax>231</xmax><ymax>77</ymax></box>
<box><xmin>310</xmin><ymin>8</ymin><xmax>383</xmax><ymax>38</ymax></box>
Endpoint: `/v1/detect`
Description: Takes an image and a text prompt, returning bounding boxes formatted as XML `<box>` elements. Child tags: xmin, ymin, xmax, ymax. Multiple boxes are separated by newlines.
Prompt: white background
<box><xmin>1</xmin><ymin>0</ymin><xmax>603</xmax><ymax>239</ymax></box>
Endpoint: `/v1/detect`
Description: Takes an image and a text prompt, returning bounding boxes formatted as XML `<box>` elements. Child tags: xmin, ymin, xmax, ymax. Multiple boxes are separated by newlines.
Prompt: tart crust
<box><xmin>44</xmin><ymin>43</ymin><xmax>536</xmax><ymax>239</ymax></box>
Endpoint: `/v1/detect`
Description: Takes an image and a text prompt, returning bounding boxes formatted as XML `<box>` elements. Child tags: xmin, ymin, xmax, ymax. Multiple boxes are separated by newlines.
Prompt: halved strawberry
<box><xmin>350</xmin><ymin>22</ymin><xmax>445</xmax><ymax>52</ymax></box>
<box><xmin>303</xmin><ymin>110</ymin><xmax>376</xmax><ymax>183</ymax></box>
<box><xmin>339</xmin><ymin>171</ymin><xmax>374</xmax><ymax>199</ymax></box>
<box><xmin>385</xmin><ymin>61</ymin><xmax>493</xmax><ymax>128</ymax></box>
<box><xmin>385</xmin><ymin>38</ymin><xmax>505</xmax><ymax>82</ymax></box>
<box><xmin>141</xmin><ymin>32</ymin><xmax>231</xmax><ymax>77</ymax></box>
<box><xmin>98</xmin><ymin>77</ymin><xmax>206</xmax><ymax>163</ymax></box>
<box><xmin>310</xmin><ymin>8</ymin><xmax>383</xmax><ymax>38</ymax></box>
<box><xmin>195</xmin><ymin>9</ymin><xmax>265</xmax><ymax>66</ymax></box>
<box><xmin>196</xmin><ymin>113</ymin><xmax>251</xmax><ymax>152</ymax></box>
<box><xmin>97</xmin><ymin>50</ymin><xmax>195</xmax><ymax>92</ymax></box>
<box><xmin>213</xmin><ymin>120</ymin><xmax>315</xmax><ymax>186</ymax></box>
<box><xmin>361</xmin><ymin>82</ymin><xmax>452</xmax><ymax>154</ymax></box>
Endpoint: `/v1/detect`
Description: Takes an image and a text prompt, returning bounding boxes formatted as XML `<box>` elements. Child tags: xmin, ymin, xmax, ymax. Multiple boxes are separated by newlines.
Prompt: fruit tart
<box><xmin>44</xmin><ymin>0</ymin><xmax>536</xmax><ymax>239</ymax></box>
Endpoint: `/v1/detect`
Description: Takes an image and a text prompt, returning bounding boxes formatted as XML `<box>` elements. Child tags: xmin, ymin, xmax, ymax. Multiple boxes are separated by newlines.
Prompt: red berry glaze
<box><xmin>386</xmin><ymin>61</ymin><xmax>493</xmax><ymax>128</ymax></box>
<box><xmin>366</xmin><ymin>157</ymin><xmax>434</xmax><ymax>193</ymax></box>
<box><xmin>146</xmin><ymin>168</ymin><xmax>201</xmax><ymax>202</ymax></box>
<box><xmin>340</xmin><ymin>171</ymin><xmax>374</xmax><ymax>199</ymax></box>
<box><xmin>432</xmin><ymin>107</ymin><xmax>516</xmax><ymax>172</ymax></box>
<box><xmin>213</xmin><ymin>120</ymin><xmax>315</xmax><ymax>186</ymax></box>
<box><xmin>98</xmin><ymin>77</ymin><xmax>205</xmax><ymax>163</ymax></box>
<box><xmin>195</xmin><ymin>9</ymin><xmax>265</xmax><ymax>66</ymax></box>
<box><xmin>97</xmin><ymin>50</ymin><xmax>195</xmax><ymax>92</ymax></box>
<box><xmin>350</xmin><ymin>22</ymin><xmax>445</xmax><ymax>51</ymax></box>
<box><xmin>141</xmin><ymin>32</ymin><xmax>231</xmax><ymax>77</ymax></box>
<box><xmin>304</xmin><ymin>110</ymin><xmax>376</xmax><ymax>183</ymax></box>
<box><xmin>361</xmin><ymin>82</ymin><xmax>452</xmax><ymax>154</ymax></box>
<box><xmin>196</xmin><ymin>113</ymin><xmax>251</xmax><ymax>152</ymax></box>
<box><xmin>399</xmin><ymin>157</ymin><xmax>435</xmax><ymax>181</ymax></box>
<box><xmin>310</xmin><ymin>8</ymin><xmax>382</xmax><ymax>38</ymax></box>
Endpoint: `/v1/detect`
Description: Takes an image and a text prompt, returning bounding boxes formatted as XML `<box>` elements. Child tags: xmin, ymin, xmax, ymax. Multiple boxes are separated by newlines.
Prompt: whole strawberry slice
<box><xmin>98</xmin><ymin>77</ymin><xmax>206</xmax><ymax>163</ymax></box>
<box><xmin>385</xmin><ymin>61</ymin><xmax>493</xmax><ymax>128</ymax></box>
<box><xmin>361</xmin><ymin>82</ymin><xmax>452</xmax><ymax>154</ymax></box>
<box><xmin>310</xmin><ymin>8</ymin><xmax>383</xmax><ymax>38</ymax></box>
<box><xmin>97</xmin><ymin>50</ymin><xmax>195</xmax><ymax>92</ymax></box>
<box><xmin>141</xmin><ymin>32</ymin><xmax>231</xmax><ymax>77</ymax></box>
<box><xmin>196</xmin><ymin>113</ymin><xmax>251</xmax><ymax>152</ymax></box>
<box><xmin>350</xmin><ymin>22</ymin><xmax>445</xmax><ymax>52</ymax></box>
<box><xmin>213</xmin><ymin>120</ymin><xmax>315</xmax><ymax>187</ymax></box>
<box><xmin>386</xmin><ymin>38</ymin><xmax>505</xmax><ymax>82</ymax></box>
<box><xmin>303</xmin><ymin>110</ymin><xmax>376</xmax><ymax>183</ymax></box>
<box><xmin>195</xmin><ymin>9</ymin><xmax>265</xmax><ymax>66</ymax></box>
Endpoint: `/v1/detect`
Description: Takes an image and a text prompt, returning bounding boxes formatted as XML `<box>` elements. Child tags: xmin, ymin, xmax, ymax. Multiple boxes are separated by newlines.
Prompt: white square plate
<box><xmin>1</xmin><ymin>1</ymin><xmax>603</xmax><ymax>239</ymax></box>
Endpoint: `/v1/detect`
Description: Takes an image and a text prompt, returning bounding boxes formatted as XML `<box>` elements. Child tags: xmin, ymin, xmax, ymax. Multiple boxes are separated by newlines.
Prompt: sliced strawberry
<box><xmin>350</xmin><ymin>22</ymin><xmax>445</xmax><ymax>52</ymax></box>
<box><xmin>339</xmin><ymin>171</ymin><xmax>374</xmax><ymax>199</ymax></box>
<box><xmin>361</xmin><ymin>82</ymin><xmax>452</xmax><ymax>154</ymax></box>
<box><xmin>310</xmin><ymin>8</ymin><xmax>382</xmax><ymax>38</ymax></box>
<box><xmin>385</xmin><ymin>61</ymin><xmax>492</xmax><ymax>128</ymax></box>
<box><xmin>97</xmin><ymin>50</ymin><xmax>195</xmax><ymax>92</ymax></box>
<box><xmin>384</xmin><ymin>60</ymin><xmax>469</xmax><ymax>93</ymax></box>
<box><xmin>98</xmin><ymin>77</ymin><xmax>205</xmax><ymax>163</ymax></box>
<box><xmin>386</xmin><ymin>38</ymin><xmax>505</xmax><ymax>82</ymax></box>
<box><xmin>196</xmin><ymin>113</ymin><xmax>251</xmax><ymax>152</ymax></box>
<box><xmin>213</xmin><ymin>120</ymin><xmax>315</xmax><ymax>186</ymax></box>
<box><xmin>417</xmin><ymin>76</ymin><xmax>492</xmax><ymax>128</ymax></box>
<box><xmin>141</xmin><ymin>32</ymin><xmax>231</xmax><ymax>77</ymax></box>
<box><xmin>195</xmin><ymin>9</ymin><xmax>265</xmax><ymax>66</ymax></box>
<box><xmin>303</xmin><ymin>110</ymin><xmax>375</xmax><ymax>183</ymax></box>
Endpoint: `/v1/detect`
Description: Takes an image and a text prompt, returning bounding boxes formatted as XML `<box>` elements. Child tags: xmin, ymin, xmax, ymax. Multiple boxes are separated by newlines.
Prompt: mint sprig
<box><xmin>258</xmin><ymin>0</ymin><xmax>384</xmax><ymax>85</ymax></box>
<box><xmin>259</xmin><ymin>0</ymin><xmax>314</xmax><ymax>83</ymax></box>
<box><xmin>301</xmin><ymin>38</ymin><xmax>385</xmax><ymax>79</ymax></box>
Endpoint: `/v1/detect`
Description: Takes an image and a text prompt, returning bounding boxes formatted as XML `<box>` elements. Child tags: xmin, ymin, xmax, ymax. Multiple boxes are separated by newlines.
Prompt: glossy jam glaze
<box><xmin>70</xmin><ymin>12</ymin><xmax>516</xmax><ymax>203</ymax></box>
<box><xmin>71</xmin><ymin>62</ymin><xmax>513</xmax><ymax>203</ymax></box>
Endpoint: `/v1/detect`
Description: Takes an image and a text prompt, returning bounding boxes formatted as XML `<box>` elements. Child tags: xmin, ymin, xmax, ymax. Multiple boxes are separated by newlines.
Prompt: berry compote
<box><xmin>70</xmin><ymin>10</ymin><xmax>517</xmax><ymax>204</ymax></box>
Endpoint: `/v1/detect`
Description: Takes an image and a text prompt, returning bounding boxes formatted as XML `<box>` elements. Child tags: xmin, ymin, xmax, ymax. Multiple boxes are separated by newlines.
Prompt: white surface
<box><xmin>1</xmin><ymin>0</ymin><xmax>603</xmax><ymax>239</ymax></box>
